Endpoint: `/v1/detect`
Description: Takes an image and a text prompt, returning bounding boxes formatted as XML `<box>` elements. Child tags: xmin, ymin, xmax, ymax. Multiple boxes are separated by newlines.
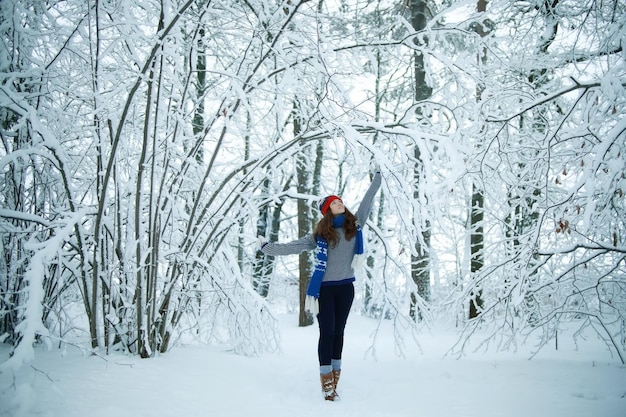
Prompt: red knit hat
<box><xmin>319</xmin><ymin>195</ymin><xmax>341</xmax><ymax>216</ymax></box>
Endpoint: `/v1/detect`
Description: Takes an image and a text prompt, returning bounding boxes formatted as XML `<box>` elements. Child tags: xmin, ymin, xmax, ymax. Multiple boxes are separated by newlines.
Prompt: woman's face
<box><xmin>329</xmin><ymin>198</ymin><xmax>345</xmax><ymax>215</ymax></box>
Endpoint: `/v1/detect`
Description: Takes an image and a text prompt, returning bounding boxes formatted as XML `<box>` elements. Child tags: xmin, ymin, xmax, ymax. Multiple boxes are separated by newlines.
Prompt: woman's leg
<box><xmin>317</xmin><ymin>284</ymin><xmax>354</xmax><ymax>400</ymax></box>
<box><xmin>317</xmin><ymin>287</ymin><xmax>339</xmax><ymax>400</ymax></box>
<box><xmin>317</xmin><ymin>286</ymin><xmax>336</xmax><ymax>367</ymax></box>
<box><xmin>331</xmin><ymin>283</ymin><xmax>354</xmax><ymax>362</ymax></box>
<box><xmin>317</xmin><ymin>284</ymin><xmax>354</xmax><ymax>366</ymax></box>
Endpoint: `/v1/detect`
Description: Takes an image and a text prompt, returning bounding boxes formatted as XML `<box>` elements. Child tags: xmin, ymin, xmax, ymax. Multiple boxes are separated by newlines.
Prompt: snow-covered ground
<box><xmin>1</xmin><ymin>313</ymin><xmax>624</xmax><ymax>417</ymax></box>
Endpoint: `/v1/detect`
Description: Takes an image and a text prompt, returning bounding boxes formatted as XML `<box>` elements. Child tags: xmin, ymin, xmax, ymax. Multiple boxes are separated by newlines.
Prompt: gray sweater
<box><xmin>261</xmin><ymin>172</ymin><xmax>381</xmax><ymax>285</ymax></box>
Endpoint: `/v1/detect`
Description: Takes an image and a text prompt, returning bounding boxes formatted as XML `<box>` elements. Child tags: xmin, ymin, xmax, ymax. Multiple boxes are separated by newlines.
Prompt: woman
<box><xmin>259</xmin><ymin>170</ymin><xmax>382</xmax><ymax>401</ymax></box>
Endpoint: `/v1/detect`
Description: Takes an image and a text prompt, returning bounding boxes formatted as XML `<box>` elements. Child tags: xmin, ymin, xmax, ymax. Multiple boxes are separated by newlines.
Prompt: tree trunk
<box><xmin>294</xmin><ymin>103</ymin><xmax>314</xmax><ymax>327</ymax></box>
<box><xmin>469</xmin><ymin>183</ymin><xmax>484</xmax><ymax>319</ymax></box>
<box><xmin>408</xmin><ymin>0</ymin><xmax>433</xmax><ymax>321</ymax></box>
<box><xmin>467</xmin><ymin>0</ymin><xmax>489</xmax><ymax>320</ymax></box>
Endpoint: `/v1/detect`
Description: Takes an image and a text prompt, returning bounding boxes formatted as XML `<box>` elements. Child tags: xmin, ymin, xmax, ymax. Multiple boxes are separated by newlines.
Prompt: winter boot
<box><xmin>332</xmin><ymin>369</ymin><xmax>341</xmax><ymax>392</ymax></box>
<box><xmin>320</xmin><ymin>372</ymin><xmax>338</xmax><ymax>401</ymax></box>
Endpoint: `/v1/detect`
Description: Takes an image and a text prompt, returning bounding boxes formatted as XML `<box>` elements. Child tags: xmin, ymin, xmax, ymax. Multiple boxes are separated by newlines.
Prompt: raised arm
<box><xmin>355</xmin><ymin>171</ymin><xmax>382</xmax><ymax>224</ymax></box>
<box><xmin>260</xmin><ymin>234</ymin><xmax>316</xmax><ymax>256</ymax></box>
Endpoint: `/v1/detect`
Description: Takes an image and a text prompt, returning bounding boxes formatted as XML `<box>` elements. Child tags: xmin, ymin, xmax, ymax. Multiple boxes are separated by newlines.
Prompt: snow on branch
<box><xmin>1</xmin><ymin>209</ymin><xmax>90</xmax><ymax>372</ymax></box>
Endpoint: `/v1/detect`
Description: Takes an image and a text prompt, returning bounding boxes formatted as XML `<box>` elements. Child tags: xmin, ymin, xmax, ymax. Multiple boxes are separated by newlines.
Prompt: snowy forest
<box><xmin>0</xmin><ymin>0</ymin><xmax>625</xmax><ymax>374</ymax></box>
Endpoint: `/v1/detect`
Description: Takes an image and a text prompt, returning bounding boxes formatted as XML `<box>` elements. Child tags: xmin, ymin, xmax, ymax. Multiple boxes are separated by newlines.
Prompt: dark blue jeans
<box><xmin>316</xmin><ymin>283</ymin><xmax>354</xmax><ymax>366</ymax></box>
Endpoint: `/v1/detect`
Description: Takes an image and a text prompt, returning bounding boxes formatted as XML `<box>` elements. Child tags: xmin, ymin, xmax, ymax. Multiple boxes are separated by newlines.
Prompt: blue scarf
<box><xmin>306</xmin><ymin>215</ymin><xmax>363</xmax><ymax>298</ymax></box>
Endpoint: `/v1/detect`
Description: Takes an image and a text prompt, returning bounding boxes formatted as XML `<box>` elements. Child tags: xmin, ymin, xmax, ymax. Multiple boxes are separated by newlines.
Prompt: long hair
<box><xmin>314</xmin><ymin>208</ymin><xmax>358</xmax><ymax>247</ymax></box>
